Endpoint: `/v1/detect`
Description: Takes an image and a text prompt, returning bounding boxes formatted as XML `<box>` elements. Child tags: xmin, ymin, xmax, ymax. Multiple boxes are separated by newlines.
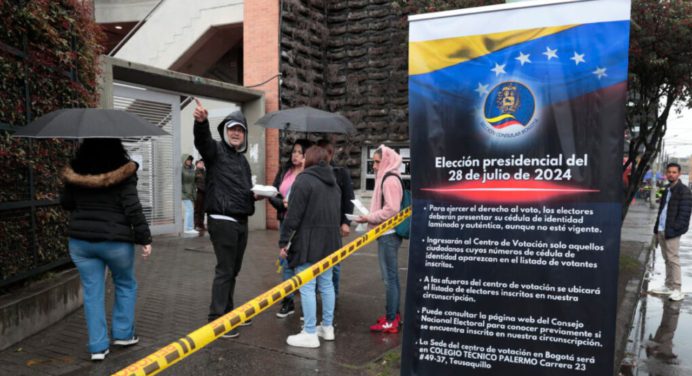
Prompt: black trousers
<box><xmin>194</xmin><ymin>192</ymin><xmax>206</xmax><ymax>229</ymax></box>
<box><xmin>207</xmin><ymin>217</ymin><xmax>248</xmax><ymax>322</ymax></box>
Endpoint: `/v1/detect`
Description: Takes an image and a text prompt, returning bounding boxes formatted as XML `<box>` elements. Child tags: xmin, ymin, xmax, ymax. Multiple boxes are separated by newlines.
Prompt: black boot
<box><xmin>276</xmin><ymin>298</ymin><xmax>295</xmax><ymax>318</ymax></box>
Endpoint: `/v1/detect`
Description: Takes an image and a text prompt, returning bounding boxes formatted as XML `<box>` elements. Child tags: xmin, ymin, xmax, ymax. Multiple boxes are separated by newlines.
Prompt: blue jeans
<box><xmin>332</xmin><ymin>264</ymin><xmax>341</xmax><ymax>297</ymax></box>
<box><xmin>280</xmin><ymin>258</ymin><xmax>296</xmax><ymax>301</ymax></box>
<box><xmin>183</xmin><ymin>199</ymin><xmax>194</xmax><ymax>231</ymax></box>
<box><xmin>69</xmin><ymin>238</ymin><xmax>137</xmax><ymax>353</ymax></box>
<box><xmin>278</xmin><ymin>221</ymin><xmax>295</xmax><ymax>302</ymax></box>
<box><xmin>378</xmin><ymin>233</ymin><xmax>402</xmax><ymax>321</ymax></box>
<box><xmin>295</xmin><ymin>263</ymin><xmax>335</xmax><ymax>334</ymax></box>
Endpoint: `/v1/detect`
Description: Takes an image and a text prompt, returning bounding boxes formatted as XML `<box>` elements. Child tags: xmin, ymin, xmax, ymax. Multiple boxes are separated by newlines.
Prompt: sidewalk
<box><xmin>0</xmin><ymin>230</ymin><xmax>408</xmax><ymax>376</ymax></box>
<box><xmin>0</xmin><ymin>201</ymin><xmax>658</xmax><ymax>375</ymax></box>
<box><xmin>614</xmin><ymin>200</ymin><xmax>659</xmax><ymax>371</ymax></box>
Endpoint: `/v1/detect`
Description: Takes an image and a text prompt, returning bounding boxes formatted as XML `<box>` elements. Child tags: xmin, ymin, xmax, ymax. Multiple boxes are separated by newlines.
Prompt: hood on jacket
<box><xmin>62</xmin><ymin>161</ymin><xmax>138</xmax><ymax>188</ymax></box>
<box><xmin>181</xmin><ymin>153</ymin><xmax>194</xmax><ymax>167</ymax></box>
<box><xmin>217</xmin><ymin>110</ymin><xmax>248</xmax><ymax>153</ymax></box>
<box><xmin>375</xmin><ymin>145</ymin><xmax>402</xmax><ymax>180</ymax></box>
<box><xmin>303</xmin><ymin>161</ymin><xmax>336</xmax><ymax>186</ymax></box>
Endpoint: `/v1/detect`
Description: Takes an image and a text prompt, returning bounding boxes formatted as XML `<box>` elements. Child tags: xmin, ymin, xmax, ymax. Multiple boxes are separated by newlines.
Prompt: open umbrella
<box><xmin>255</xmin><ymin>106</ymin><xmax>355</xmax><ymax>134</ymax></box>
<box><xmin>11</xmin><ymin>108</ymin><xmax>169</xmax><ymax>138</ymax></box>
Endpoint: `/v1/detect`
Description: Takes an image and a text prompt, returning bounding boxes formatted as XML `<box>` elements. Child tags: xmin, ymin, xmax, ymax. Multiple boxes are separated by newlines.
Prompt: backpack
<box><xmin>380</xmin><ymin>172</ymin><xmax>411</xmax><ymax>239</ymax></box>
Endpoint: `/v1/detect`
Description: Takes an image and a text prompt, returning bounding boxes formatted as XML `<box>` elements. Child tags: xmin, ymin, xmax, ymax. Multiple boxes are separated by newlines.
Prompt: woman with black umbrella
<box><xmin>60</xmin><ymin>138</ymin><xmax>152</xmax><ymax>360</ymax></box>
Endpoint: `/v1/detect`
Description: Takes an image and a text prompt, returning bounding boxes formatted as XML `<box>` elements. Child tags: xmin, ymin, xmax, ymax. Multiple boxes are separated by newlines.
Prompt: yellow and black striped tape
<box><xmin>112</xmin><ymin>206</ymin><xmax>412</xmax><ymax>376</ymax></box>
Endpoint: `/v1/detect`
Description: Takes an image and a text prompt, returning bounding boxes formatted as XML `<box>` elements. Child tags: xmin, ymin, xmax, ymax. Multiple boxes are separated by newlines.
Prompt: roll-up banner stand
<box><xmin>402</xmin><ymin>0</ymin><xmax>632</xmax><ymax>374</ymax></box>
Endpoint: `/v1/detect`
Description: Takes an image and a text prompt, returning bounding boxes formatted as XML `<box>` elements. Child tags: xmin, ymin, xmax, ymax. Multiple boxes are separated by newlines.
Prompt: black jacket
<box><xmin>332</xmin><ymin>162</ymin><xmax>355</xmax><ymax>225</ymax></box>
<box><xmin>271</xmin><ymin>162</ymin><xmax>354</xmax><ymax>224</ymax></box>
<box><xmin>60</xmin><ymin>161</ymin><xmax>152</xmax><ymax>245</ymax></box>
<box><xmin>269</xmin><ymin>163</ymin><xmax>293</xmax><ymax>221</ymax></box>
<box><xmin>193</xmin><ymin>111</ymin><xmax>255</xmax><ymax>220</ymax></box>
<box><xmin>655</xmin><ymin>180</ymin><xmax>692</xmax><ymax>239</ymax></box>
<box><xmin>279</xmin><ymin>162</ymin><xmax>342</xmax><ymax>268</ymax></box>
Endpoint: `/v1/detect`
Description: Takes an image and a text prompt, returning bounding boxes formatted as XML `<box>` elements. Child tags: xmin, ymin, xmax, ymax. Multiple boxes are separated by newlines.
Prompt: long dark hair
<box><xmin>71</xmin><ymin>138</ymin><xmax>130</xmax><ymax>174</ymax></box>
<box><xmin>282</xmin><ymin>138</ymin><xmax>313</xmax><ymax>171</ymax></box>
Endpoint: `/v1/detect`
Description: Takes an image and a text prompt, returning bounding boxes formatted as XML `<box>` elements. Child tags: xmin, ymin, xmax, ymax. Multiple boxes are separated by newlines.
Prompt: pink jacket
<box><xmin>366</xmin><ymin>145</ymin><xmax>403</xmax><ymax>225</ymax></box>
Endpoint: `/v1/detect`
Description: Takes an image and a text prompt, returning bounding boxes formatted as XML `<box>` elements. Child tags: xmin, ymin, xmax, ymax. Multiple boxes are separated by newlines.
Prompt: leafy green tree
<box><xmin>623</xmin><ymin>0</ymin><xmax>692</xmax><ymax>218</ymax></box>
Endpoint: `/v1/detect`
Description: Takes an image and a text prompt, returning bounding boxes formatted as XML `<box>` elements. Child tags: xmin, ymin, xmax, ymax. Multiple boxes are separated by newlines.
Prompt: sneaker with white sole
<box><xmin>240</xmin><ymin>318</ymin><xmax>253</xmax><ymax>326</ymax></box>
<box><xmin>650</xmin><ymin>285</ymin><xmax>674</xmax><ymax>295</ymax></box>
<box><xmin>276</xmin><ymin>300</ymin><xmax>295</xmax><ymax>318</ymax></box>
<box><xmin>222</xmin><ymin>328</ymin><xmax>239</xmax><ymax>338</ymax></box>
<box><xmin>317</xmin><ymin>325</ymin><xmax>335</xmax><ymax>341</ymax></box>
<box><xmin>113</xmin><ymin>336</ymin><xmax>139</xmax><ymax>346</ymax></box>
<box><xmin>669</xmin><ymin>290</ymin><xmax>685</xmax><ymax>301</ymax></box>
<box><xmin>286</xmin><ymin>330</ymin><xmax>320</xmax><ymax>348</ymax></box>
<box><xmin>90</xmin><ymin>349</ymin><xmax>109</xmax><ymax>361</ymax></box>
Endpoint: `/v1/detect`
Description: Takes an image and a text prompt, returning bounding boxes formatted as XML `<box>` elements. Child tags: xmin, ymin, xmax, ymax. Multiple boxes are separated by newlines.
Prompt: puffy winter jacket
<box><xmin>193</xmin><ymin>111</ymin><xmax>255</xmax><ymax>220</ymax></box>
<box><xmin>655</xmin><ymin>181</ymin><xmax>692</xmax><ymax>239</ymax></box>
<box><xmin>60</xmin><ymin>161</ymin><xmax>152</xmax><ymax>245</ymax></box>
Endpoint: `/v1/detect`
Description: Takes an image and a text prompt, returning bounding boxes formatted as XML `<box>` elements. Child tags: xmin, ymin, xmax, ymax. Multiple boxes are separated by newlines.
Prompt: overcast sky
<box><xmin>663</xmin><ymin>104</ymin><xmax>692</xmax><ymax>158</ymax></box>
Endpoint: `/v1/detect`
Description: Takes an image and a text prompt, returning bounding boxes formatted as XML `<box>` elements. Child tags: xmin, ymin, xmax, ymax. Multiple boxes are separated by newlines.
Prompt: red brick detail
<box><xmin>244</xmin><ymin>1</ymin><xmax>280</xmax><ymax>230</ymax></box>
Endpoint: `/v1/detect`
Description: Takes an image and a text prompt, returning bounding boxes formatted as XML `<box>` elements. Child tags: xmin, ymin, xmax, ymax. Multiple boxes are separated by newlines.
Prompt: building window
<box><xmin>361</xmin><ymin>145</ymin><xmax>411</xmax><ymax>192</ymax></box>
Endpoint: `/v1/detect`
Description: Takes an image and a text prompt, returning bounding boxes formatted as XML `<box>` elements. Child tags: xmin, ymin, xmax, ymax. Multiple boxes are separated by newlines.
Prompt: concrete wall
<box><xmin>94</xmin><ymin>0</ymin><xmax>158</xmax><ymax>23</ymax></box>
<box><xmin>0</xmin><ymin>270</ymin><xmax>82</xmax><ymax>351</ymax></box>
<box><xmin>114</xmin><ymin>0</ymin><xmax>244</xmax><ymax>70</ymax></box>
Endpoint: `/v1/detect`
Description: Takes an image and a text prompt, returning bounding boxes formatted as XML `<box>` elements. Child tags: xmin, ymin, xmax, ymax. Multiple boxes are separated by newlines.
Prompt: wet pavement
<box><xmin>0</xmin><ymin>231</ymin><xmax>409</xmax><ymax>376</ymax></box>
<box><xmin>0</xmin><ymin>201</ymin><xmax>661</xmax><ymax>375</ymax></box>
<box><xmin>620</xmin><ymin>223</ymin><xmax>692</xmax><ymax>376</ymax></box>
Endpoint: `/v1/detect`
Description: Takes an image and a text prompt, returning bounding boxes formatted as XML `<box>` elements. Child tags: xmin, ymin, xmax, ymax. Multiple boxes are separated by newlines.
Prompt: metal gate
<box><xmin>113</xmin><ymin>84</ymin><xmax>181</xmax><ymax>235</ymax></box>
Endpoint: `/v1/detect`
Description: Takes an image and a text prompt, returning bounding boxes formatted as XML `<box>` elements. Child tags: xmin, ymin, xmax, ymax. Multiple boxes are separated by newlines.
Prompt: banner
<box><xmin>402</xmin><ymin>0</ymin><xmax>631</xmax><ymax>375</ymax></box>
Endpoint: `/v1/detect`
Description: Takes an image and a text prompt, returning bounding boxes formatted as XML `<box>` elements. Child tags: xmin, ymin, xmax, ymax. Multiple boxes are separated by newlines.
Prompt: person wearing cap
<box><xmin>193</xmin><ymin>99</ymin><xmax>257</xmax><ymax>338</ymax></box>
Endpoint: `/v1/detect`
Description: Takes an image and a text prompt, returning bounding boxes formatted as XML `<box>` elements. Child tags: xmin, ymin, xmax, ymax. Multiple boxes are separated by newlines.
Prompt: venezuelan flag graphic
<box><xmin>409</xmin><ymin>21</ymin><xmax>630</xmax><ymax>140</ymax></box>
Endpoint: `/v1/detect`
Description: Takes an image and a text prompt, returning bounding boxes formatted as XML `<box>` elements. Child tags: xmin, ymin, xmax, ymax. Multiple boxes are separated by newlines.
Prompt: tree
<box><xmin>623</xmin><ymin>0</ymin><xmax>692</xmax><ymax>218</ymax></box>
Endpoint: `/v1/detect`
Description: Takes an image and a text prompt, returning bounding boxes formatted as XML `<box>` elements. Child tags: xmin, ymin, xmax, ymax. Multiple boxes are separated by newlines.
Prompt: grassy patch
<box><xmin>619</xmin><ymin>254</ymin><xmax>642</xmax><ymax>275</ymax></box>
<box><xmin>367</xmin><ymin>347</ymin><xmax>402</xmax><ymax>376</ymax></box>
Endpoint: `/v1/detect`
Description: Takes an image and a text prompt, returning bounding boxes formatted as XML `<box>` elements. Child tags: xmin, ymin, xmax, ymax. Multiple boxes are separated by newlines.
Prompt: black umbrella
<box><xmin>11</xmin><ymin>108</ymin><xmax>169</xmax><ymax>138</ymax></box>
<box><xmin>255</xmin><ymin>106</ymin><xmax>355</xmax><ymax>134</ymax></box>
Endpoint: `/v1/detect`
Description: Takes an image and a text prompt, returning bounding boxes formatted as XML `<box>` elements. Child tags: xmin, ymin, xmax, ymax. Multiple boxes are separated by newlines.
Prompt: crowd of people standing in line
<box><xmin>59</xmin><ymin>100</ymin><xmax>406</xmax><ymax>360</ymax></box>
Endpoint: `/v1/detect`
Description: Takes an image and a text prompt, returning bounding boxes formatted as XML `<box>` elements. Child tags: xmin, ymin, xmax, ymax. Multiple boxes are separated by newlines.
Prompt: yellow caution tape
<box><xmin>112</xmin><ymin>206</ymin><xmax>412</xmax><ymax>376</ymax></box>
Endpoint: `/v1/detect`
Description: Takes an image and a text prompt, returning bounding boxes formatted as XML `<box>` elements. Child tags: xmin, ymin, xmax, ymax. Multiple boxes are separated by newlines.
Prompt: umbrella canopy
<box><xmin>11</xmin><ymin>108</ymin><xmax>169</xmax><ymax>138</ymax></box>
<box><xmin>255</xmin><ymin>106</ymin><xmax>355</xmax><ymax>134</ymax></box>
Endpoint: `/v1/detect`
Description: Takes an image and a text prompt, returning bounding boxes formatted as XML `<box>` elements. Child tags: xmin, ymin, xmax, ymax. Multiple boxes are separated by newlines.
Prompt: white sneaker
<box><xmin>669</xmin><ymin>290</ymin><xmax>685</xmax><ymax>301</ymax></box>
<box><xmin>317</xmin><ymin>325</ymin><xmax>335</xmax><ymax>341</ymax></box>
<box><xmin>184</xmin><ymin>229</ymin><xmax>199</xmax><ymax>235</ymax></box>
<box><xmin>113</xmin><ymin>336</ymin><xmax>139</xmax><ymax>346</ymax></box>
<box><xmin>650</xmin><ymin>285</ymin><xmax>674</xmax><ymax>295</ymax></box>
<box><xmin>286</xmin><ymin>330</ymin><xmax>320</xmax><ymax>348</ymax></box>
<box><xmin>90</xmin><ymin>349</ymin><xmax>109</xmax><ymax>361</ymax></box>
